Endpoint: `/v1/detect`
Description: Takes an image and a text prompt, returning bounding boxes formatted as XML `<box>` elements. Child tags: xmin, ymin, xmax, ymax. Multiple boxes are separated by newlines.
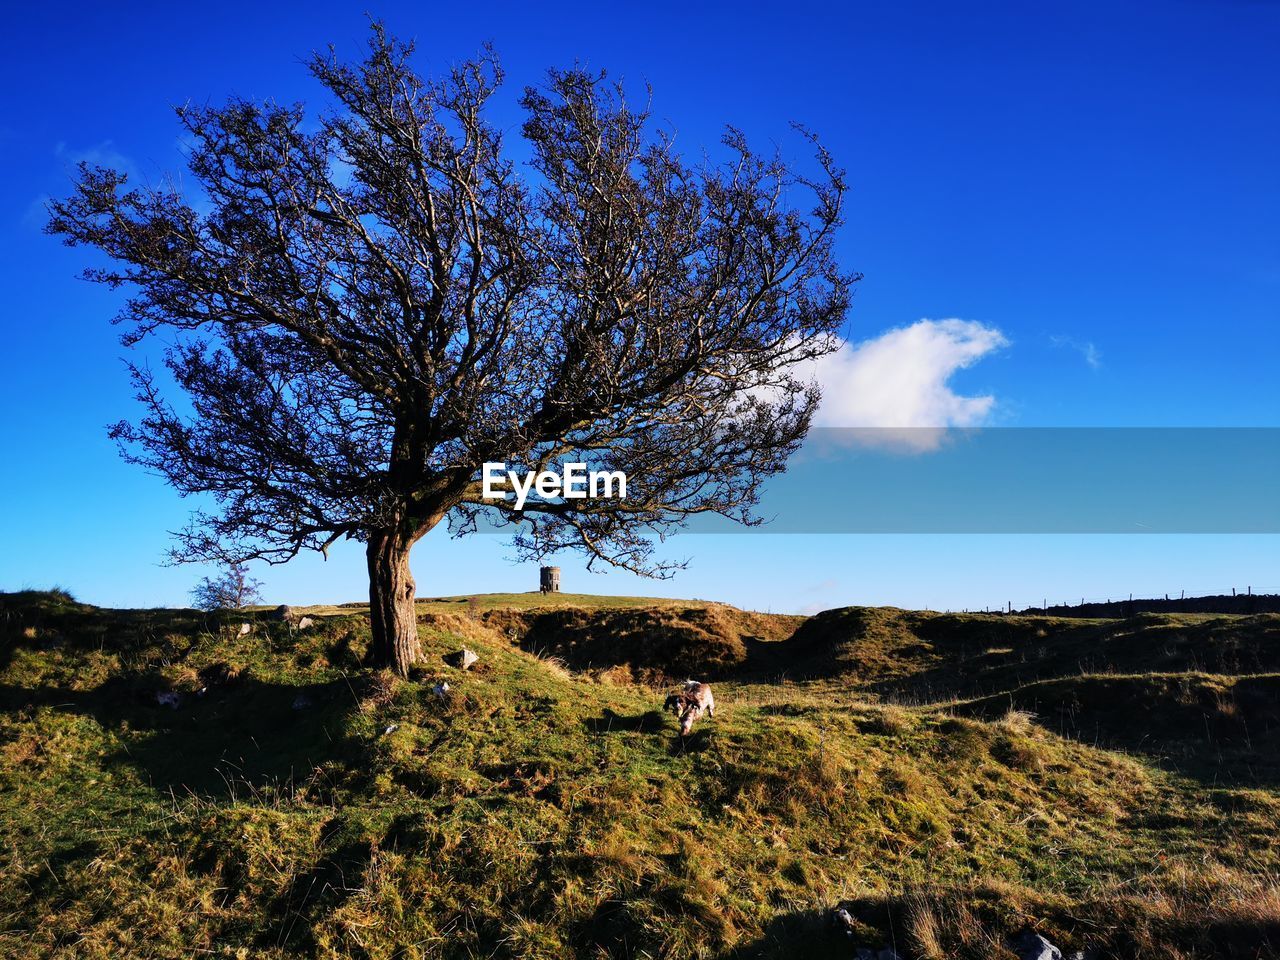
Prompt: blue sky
<box><xmin>1</xmin><ymin>0</ymin><xmax>1277</xmax><ymax>612</ymax></box>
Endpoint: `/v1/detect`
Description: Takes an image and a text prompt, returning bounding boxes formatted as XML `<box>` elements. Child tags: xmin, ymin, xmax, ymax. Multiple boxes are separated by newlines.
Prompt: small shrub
<box><xmin>872</xmin><ymin>703</ymin><xmax>918</xmax><ymax>736</ymax></box>
<box><xmin>190</xmin><ymin>563</ymin><xmax>262</xmax><ymax>611</ymax></box>
<box><xmin>997</xmin><ymin>708</ymin><xmax>1038</xmax><ymax>735</ymax></box>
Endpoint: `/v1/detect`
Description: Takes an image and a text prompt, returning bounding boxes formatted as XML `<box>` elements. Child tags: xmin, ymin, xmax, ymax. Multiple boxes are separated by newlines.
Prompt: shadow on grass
<box><xmin>0</xmin><ymin>591</ymin><xmax>211</xmax><ymax>673</ymax></box>
<box><xmin>583</xmin><ymin>707</ymin><xmax>717</xmax><ymax>756</ymax></box>
<box><xmin>261</xmin><ymin>816</ymin><xmax>376</xmax><ymax>953</ymax></box>
<box><xmin>953</xmin><ymin>673</ymin><xmax>1280</xmax><ymax>789</ymax></box>
<box><xmin>575</xmin><ymin>894</ymin><xmax>654</xmax><ymax>959</ymax></box>
<box><xmin>0</xmin><ymin>673</ymin><xmax>368</xmax><ymax>798</ymax></box>
<box><xmin>716</xmin><ymin>907</ymin><xmax>850</xmax><ymax>959</ymax></box>
<box><xmin>721</xmin><ymin>897</ymin><xmax>1280</xmax><ymax>960</ymax></box>
<box><xmin>668</xmin><ymin>727</ymin><xmax>715</xmax><ymax>755</ymax></box>
<box><xmin>584</xmin><ymin>707</ymin><xmax>666</xmax><ymax>734</ymax></box>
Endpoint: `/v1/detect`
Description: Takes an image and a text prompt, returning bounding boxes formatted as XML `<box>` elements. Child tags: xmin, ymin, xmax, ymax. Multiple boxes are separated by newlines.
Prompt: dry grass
<box><xmin>1</xmin><ymin>590</ymin><xmax>1278</xmax><ymax>958</ymax></box>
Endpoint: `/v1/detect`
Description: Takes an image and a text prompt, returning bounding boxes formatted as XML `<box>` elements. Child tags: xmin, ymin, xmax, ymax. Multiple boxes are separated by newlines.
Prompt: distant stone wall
<box><xmin>1019</xmin><ymin>593</ymin><xmax>1280</xmax><ymax>618</ymax></box>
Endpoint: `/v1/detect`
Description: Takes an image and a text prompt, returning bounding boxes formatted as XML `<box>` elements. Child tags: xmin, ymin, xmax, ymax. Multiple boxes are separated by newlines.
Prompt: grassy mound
<box><xmin>781</xmin><ymin>607</ymin><xmax>1280</xmax><ymax>696</ymax></box>
<box><xmin>1</xmin><ymin>590</ymin><xmax>1278</xmax><ymax>958</ymax></box>
<box><xmin>480</xmin><ymin>603</ymin><xmax>801</xmax><ymax>683</ymax></box>
<box><xmin>952</xmin><ymin>672</ymin><xmax>1280</xmax><ymax>785</ymax></box>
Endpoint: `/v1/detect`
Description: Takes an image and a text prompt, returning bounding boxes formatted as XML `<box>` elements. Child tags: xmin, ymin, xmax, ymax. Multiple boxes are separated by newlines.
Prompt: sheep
<box><xmin>664</xmin><ymin>680</ymin><xmax>716</xmax><ymax>735</ymax></box>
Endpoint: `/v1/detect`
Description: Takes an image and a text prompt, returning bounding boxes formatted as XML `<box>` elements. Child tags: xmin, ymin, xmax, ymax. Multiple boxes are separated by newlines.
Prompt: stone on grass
<box><xmin>271</xmin><ymin>604</ymin><xmax>294</xmax><ymax>622</ymax></box>
<box><xmin>831</xmin><ymin>906</ymin><xmax>857</xmax><ymax>936</ymax></box>
<box><xmin>1012</xmin><ymin>930</ymin><xmax>1064</xmax><ymax>960</ymax></box>
<box><xmin>447</xmin><ymin>648</ymin><xmax>479</xmax><ymax>670</ymax></box>
<box><xmin>297</xmin><ymin>616</ymin><xmax>316</xmax><ymax>629</ymax></box>
<box><xmin>237</xmin><ymin>622</ymin><xmax>252</xmax><ymax>637</ymax></box>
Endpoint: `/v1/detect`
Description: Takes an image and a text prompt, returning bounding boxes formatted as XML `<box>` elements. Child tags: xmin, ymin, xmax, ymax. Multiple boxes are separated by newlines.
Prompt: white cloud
<box><xmin>24</xmin><ymin>141</ymin><xmax>140</xmax><ymax>230</ymax></box>
<box><xmin>55</xmin><ymin>139</ymin><xmax>135</xmax><ymax>174</ymax></box>
<box><xmin>21</xmin><ymin>194</ymin><xmax>52</xmax><ymax>229</ymax></box>
<box><xmin>808</xmin><ymin>318</ymin><xmax>1008</xmax><ymax>451</ymax></box>
<box><xmin>1050</xmin><ymin>334</ymin><xmax>1102</xmax><ymax>370</ymax></box>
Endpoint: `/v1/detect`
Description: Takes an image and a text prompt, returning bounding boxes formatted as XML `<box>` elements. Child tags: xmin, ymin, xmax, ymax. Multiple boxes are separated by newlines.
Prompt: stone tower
<box><xmin>539</xmin><ymin>566</ymin><xmax>561</xmax><ymax>593</ymax></box>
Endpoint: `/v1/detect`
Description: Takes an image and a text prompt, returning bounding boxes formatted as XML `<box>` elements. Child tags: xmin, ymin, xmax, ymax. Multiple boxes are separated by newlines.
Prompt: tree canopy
<box><xmin>47</xmin><ymin>25</ymin><xmax>856</xmax><ymax>672</ymax></box>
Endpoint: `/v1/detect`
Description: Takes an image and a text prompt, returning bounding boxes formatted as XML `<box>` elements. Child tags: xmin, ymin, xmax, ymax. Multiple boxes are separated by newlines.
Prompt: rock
<box><xmin>155</xmin><ymin>690</ymin><xmax>181</xmax><ymax>709</ymax></box>
<box><xmin>432</xmin><ymin>681</ymin><xmax>451</xmax><ymax>699</ymax></box>
<box><xmin>271</xmin><ymin>604</ymin><xmax>294</xmax><ymax>622</ymax></box>
<box><xmin>292</xmin><ymin>694</ymin><xmax>313</xmax><ymax>710</ymax></box>
<box><xmin>237</xmin><ymin>622</ymin><xmax>252</xmax><ymax>637</ymax></box>
<box><xmin>831</xmin><ymin>902</ymin><xmax>901</xmax><ymax>959</ymax></box>
<box><xmin>381</xmin><ymin>723</ymin><xmax>399</xmax><ymax>736</ymax></box>
<box><xmin>446</xmin><ymin>648</ymin><xmax>479</xmax><ymax>670</ymax></box>
<box><xmin>831</xmin><ymin>906</ymin><xmax>857</xmax><ymax>936</ymax></box>
<box><xmin>296</xmin><ymin>616</ymin><xmax>316</xmax><ymax>629</ymax></box>
<box><xmin>1012</xmin><ymin>930</ymin><xmax>1063</xmax><ymax>960</ymax></box>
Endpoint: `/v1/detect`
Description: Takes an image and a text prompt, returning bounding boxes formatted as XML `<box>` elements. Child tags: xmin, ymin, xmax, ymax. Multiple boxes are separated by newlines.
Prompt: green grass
<box><xmin>416</xmin><ymin>592</ymin><xmax>722</xmax><ymax>612</ymax></box>
<box><xmin>2</xmin><ymin>590</ymin><xmax>1278</xmax><ymax>958</ymax></box>
<box><xmin>273</xmin><ymin>592</ymin><xmax>728</xmax><ymax>618</ymax></box>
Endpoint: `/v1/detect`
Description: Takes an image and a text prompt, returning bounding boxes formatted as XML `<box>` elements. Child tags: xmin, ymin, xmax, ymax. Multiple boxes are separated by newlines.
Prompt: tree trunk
<box><xmin>367</xmin><ymin>530</ymin><xmax>420</xmax><ymax>675</ymax></box>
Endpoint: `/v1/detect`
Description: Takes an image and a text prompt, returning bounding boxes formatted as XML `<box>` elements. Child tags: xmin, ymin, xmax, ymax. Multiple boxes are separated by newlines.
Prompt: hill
<box><xmin>1</xmin><ymin>589</ymin><xmax>1278</xmax><ymax>958</ymax></box>
<box><xmin>1017</xmin><ymin>593</ymin><xmax>1280</xmax><ymax>619</ymax></box>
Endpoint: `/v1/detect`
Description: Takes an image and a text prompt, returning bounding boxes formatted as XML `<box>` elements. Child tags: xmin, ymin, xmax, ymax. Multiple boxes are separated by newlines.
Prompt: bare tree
<box><xmin>46</xmin><ymin>25</ymin><xmax>856</xmax><ymax>675</ymax></box>
<box><xmin>190</xmin><ymin>562</ymin><xmax>263</xmax><ymax>611</ymax></box>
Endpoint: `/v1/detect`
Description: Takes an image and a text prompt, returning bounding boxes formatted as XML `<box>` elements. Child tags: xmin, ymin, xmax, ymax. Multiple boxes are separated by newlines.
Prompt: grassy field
<box><xmin>2</xmin><ymin>589</ymin><xmax>1278</xmax><ymax>958</ymax></box>
<box><xmin>276</xmin><ymin>592</ymin><xmax>728</xmax><ymax>618</ymax></box>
